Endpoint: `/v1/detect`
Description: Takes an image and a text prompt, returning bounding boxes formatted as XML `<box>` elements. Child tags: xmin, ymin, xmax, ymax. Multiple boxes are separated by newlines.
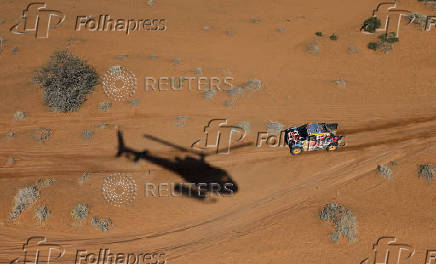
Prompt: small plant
<box><xmin>329</xmin><ymin>33</ymin><xmax>338</xmax><ymax>40</ymax></box>
<box><xmin>71</xmin><ymin>203</ymin><xmax>89</xmax><ymax>221</ymax></box>
<box><xmin>172</xmin><ymin>58</ymin><xmax>181</xmax><ymax>65</ymax></box>
<box><xmin>33</xmin><ymin>50</ymin><xmax>98</xmax><ymax>112</ymax></box>
<box><xmin>418</xmin><ymin>164</ymin><xmax>434</xmax><ymax>183</ymax></box>
<box><xmin>315</xmin><ymin>32</ymin><xmax>323</xmax><ymax>37</ymax></box>
<box><xmin>378</xmin><ymin>32</ymin><xmax>399</xmax><ymax>43</ymax></box>
<box><xmin>9</xmin><ymin>185</ymin><xmax>40</xmax><ymax>221</ymax></box>
<box><xmin>361</xmin><ymin>17</ymin><xmax>381</xmax><ymax>33</ymax></box>
<box><xmin>306</xmin><ymin>41</ymin><xmax>320</xmax><ymax>55</ymax></box>
<box><xmin>91</xmin><ymin>216</ymin><xmax>113</xmax><ymax>232</ymax></box>
<box><xmin>320</xmin><ymin>203</ymin><xmax>358</xmax><ymax>243</ymax></box>
<box><xmin>367</xmin><ymin>32</ymin><xmax>398</xmax><ymax>53</ymax></box>
<box><xmin>32</xmin><ymin>127</ymin><xmax>52</xmax><ymax>144</ymax></box>
<box><xmin>82</xmin><ymin>129</ymin><xmax>94</xmax><ymax>140</ymax></box>
<box><xmin>267</xmin><ymin>121</ymin><xmax>284</xmax><ymax>135</ymax></box>
<box><xmin>377</xmin><ymin>164</ymin><xmax>393</xmax><ymax>180</ymax></box>
<box><xmin>79</xmin><ymin>172</ymin><xmax>90</xmax><ymax>184</ymax></box>
<box><xmin>14</xmin><ymin>111</ymin><xmax>26</xmax><ymax>121</ymax></box>
<box><xmin>98</xmin><ymin>101</ymin><xmax>112</xmax><ymax>112</ymax></box>
<box><xmin>35</xmin><ymin>205</ymin><xmax>51</xmax><ymax>222</ymax></box>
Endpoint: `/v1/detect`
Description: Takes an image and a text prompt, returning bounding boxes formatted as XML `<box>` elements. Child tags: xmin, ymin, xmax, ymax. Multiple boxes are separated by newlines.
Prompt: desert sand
<box><xmin>0</xmin><ymin>0</ymin><xmax>435</xmax><ymax>263</ymax></box>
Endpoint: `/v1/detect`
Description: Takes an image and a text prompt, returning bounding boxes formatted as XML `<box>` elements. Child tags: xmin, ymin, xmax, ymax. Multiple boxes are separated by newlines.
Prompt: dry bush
<box><xmin>33</xmin><ymin>50</ymin><xmax>98</xmax><ymax>112</ymax></box>
<box><xmin>9</xmin><ymin>186</ymin><xmax>40</xmax><ymax>221</ymax></box>
<box><xmin>320</xmin><ymin>203</ymin><xmax>358</xmax><ymax>243</ymax></box>
<box><xmin>35</xmin><ymin>205</ymin><xmax>51</xmax><ymax>222</ymax></box>
<box><xmin>91</xmin><ymin>216</ymin><xmax>113</xmax><ymax>232</ymax></box>
<box><xmin>418</xmin><ymin>164</ymin><xmax>434</xmax><ymax>183</ymax></box>
<box><xmin>377</xmin><ymin>164</ymin><xmax>393</xmax><ymax>180</ymax></box>
<box><xmin>71</xmin><ymin>203</ymin><xmax>89</xmax><ymax>221</ymax></box>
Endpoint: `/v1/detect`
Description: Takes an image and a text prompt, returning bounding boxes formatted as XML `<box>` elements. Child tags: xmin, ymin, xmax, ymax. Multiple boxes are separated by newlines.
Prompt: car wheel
<box><xmin>291</xmin><ymin>147</ymin><xmax>303</xmax><ymax>155</ymax></box>
<box><xmin>326</xmin><ymin>144</ymin><xmax>338</xmax><ymax>152</ymax></box>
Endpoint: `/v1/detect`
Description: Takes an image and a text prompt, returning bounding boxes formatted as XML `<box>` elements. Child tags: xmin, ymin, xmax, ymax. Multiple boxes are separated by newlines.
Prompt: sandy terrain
<box><xmin>0</xmin><ymin>0</ymin><xmax>435</xmax><ymax>263</ymax></box>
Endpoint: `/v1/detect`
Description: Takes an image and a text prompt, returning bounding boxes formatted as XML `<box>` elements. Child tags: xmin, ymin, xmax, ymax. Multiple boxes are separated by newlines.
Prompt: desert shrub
<box><xmin>329</xmin><ymin>33</ymin><xmax>338</xmax><ymax>40</ymax></box>
<box><xmin>306</xmin><ymin>40</ymin><xmax>320</xmax><ymax>55</ymax></box>
<box><xmin>35</xmin><ymin>205</ymin><xmax>51</xmax><ymax>222</ymax></box>
<box><xmin>82</xmin><ymin>129</ymin><xmax>94</xmax><ymax>140</ymax></box>
<box><xmin>33</xmin><ymin>50</ymin><xmax>98</xmax><ymax>112</ymax></box>
<box><xmin>267</xmin><ymin>121</ymin><xmax>284</xmax><ymax>135</ymax></box>
<box><xmin>368</xmin><ymin>33</ymin><xmax>397</xmax><ymax>53</ymax></box>
<box><xmin>91</xmin><ymin>216</ymin><xmax>112</xmax><ymax>232</ymax></box>
<box><xmin>14</xmin><ymin>111</ymin><xmax>26</xmax><ymax>121</ymax></box>
<box><xmin>79</xmin><ymin>172</ymin><xmax>90</xmax><ymax>184</ymax></box>
<box><xmin>9</xmin><ymin>185</ymin><xmax>40</xmax><ymax>221</ymax></box>
<box><xmin>32</xmin><ymin>127</ymin><xmax>52</xmax><ymax>144</ymax></box>
<box><xmin>418</xmin><ymin>164</ymin><xmax>434</xmax><ymax>183</ymax></box>
<box><xmin>98</xmin><ymin>101</ymin><xmax>112</xmax><ymax>112</ymax></box>
<box><xmin>315</xmin><ymin>32</ymin><xmax>323</xmax><ymax>37</ymax></box>
<box><xmin>320</xmin><ymin>203</ymin><xmax>358</xmax><ymax>243</ymax></box>
<box><xmin>377</xmin><ymin>164</ymin><xmax>393</xmax><ymax>179</ymax></box>
<box><xmin>71</xmin><ymin>203</ymin><xmax>89</xmax><ymax>221</ymax></box>
<box><xmin>362</xmin><ymin>17</ymin><xmax>381</xmax><ymax>33</ymax></box>
<box><xmin>378</xmin><ymin>32</ymin><xmax>399</xmax><ymax>43</ymax></box>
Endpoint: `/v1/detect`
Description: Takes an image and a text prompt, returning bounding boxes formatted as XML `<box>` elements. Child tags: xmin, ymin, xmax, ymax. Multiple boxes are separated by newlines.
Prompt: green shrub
<box><xmin>329</xmin><ymin>33</ymin><xmax>338</xmax><ymax>40</ymax></box>
<box><xmin>34</xmin><ymin>50</ymin><xmax>98</xmax><ymax>112</ymax></box>
<box><xmin>362</xmin><ymin>17</ymin><xmax>381</xmax><ymax>33</ymax></box>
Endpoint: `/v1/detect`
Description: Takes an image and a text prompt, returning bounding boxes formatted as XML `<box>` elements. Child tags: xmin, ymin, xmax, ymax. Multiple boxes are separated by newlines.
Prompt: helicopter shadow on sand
<box><xmin>116</xmin><ymin>130</ymin><xmax>253</xmax><ymax>201</ymax></box>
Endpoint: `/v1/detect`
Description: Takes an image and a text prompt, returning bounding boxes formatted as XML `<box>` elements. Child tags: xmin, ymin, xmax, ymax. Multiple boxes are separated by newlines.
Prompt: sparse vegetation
<box><xmin>368</xmin><ymin>32</ymin><xmax>398</xmax><ymax>53</ymax></box>
<box><xmin>306</xmin><ymin>41</ymin><xmax>320</xmax><ymax>55</ymax></box>
<box><xmin>320</xmin><ymin>203</ymin><xmax>358</xmax><ymax>243</ymax></box>
<box><xmin>362</xmin><ymin>17</ymin><xmax>381</xmax><ymax>33</ymax></box>
<box><xmin>333</xmin><ymin>79</ymin><xmax>347</xmax><ymax>88</ymax></box>
<box><xmin>91</xmin><ymin>216</ymin><xmax>113</xmax><ymax>232</ymax></box>
<box><xmin>315</xmin><ymin>32</ymin><xmax>323</xmax><ymax>37</ymax></box>
<box><xmin>329</xmin><ymin>33</ymin><xmax>338</xmax><ymax>40</ymax></box>
<box><xmin>193</xmin><ymin>67</ymin><xmax>203</xmax><ymax>74</ymax></box>
<box><xmin>82</xmin><ymin>129</ymin><xmax>94</xmax><ymax>140</ymax></box>
<box><xmin>33</xmin><ymin>50</ymin><xmax>98</xmax><ymax>112</ymax></box>
<box><xmin>172</xmin><ymin>58</ymin><xmax>181</xmax><ymax>65</ymax></box>
<box><xmin>377</xmin><ymin>164</ymin><xmax>393</xmax><ymax>180</ymax></box>
<box><xmin>14</xmin><ymin>111</ymin><xmax>26</xmax><ymax>121</ymax></box>
<box><xmin>9</xmin><ymin>185</ymin><xmax>40</xmax><ymax>221</ymax></box>
<box><xmin>35</xmin><ymin>178</ymin><xmax>56</xmax><ymax>188</ymax></box>
<box><xmin>418</xmin><ymin>164</ymin><xmax>434</xmax><ymax>183</ymax></box>
<box><xmin>267</xmin><ymin>121</ymin><xmax>284</xmax><ymax>135</ymax></box>
<box><xmin>202</xmin><ymin>90</ymin><xmax>216</xmax><ymax>99</ymax></box>
<box><xmin>98</xmin><ymin>101</ymin><xmax>112</xmax><ymax>112</ymax></box>
<box><xmin>79</xmin><ymin>172</ymin><xmax>90</xmax><ymax>184</ymax></box>
<box><xmin>348</xmin><ymin>45</ymin><xmax>358</xmax><ymax>54</ymax></box>
<box><xmin>35</xmin><ymin>205</ymin><xmax>51</xmax><ymax>222</ymax></box>
<box><xmin>71</xmin><ymin>203</ymin><xmax>89</xmax><ymax>221</ymax></box>
<box><xmin>32</xmin><ymin>127</ymin><xmax>52</xmax><ymax>144</ymax></box>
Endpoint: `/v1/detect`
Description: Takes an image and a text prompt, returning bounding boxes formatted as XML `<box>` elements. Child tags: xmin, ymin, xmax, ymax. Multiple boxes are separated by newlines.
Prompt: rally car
<box><xmin>284</xmin><ymin>123</ymin><xmax>345</xmax><ymax>155</ymax></box>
